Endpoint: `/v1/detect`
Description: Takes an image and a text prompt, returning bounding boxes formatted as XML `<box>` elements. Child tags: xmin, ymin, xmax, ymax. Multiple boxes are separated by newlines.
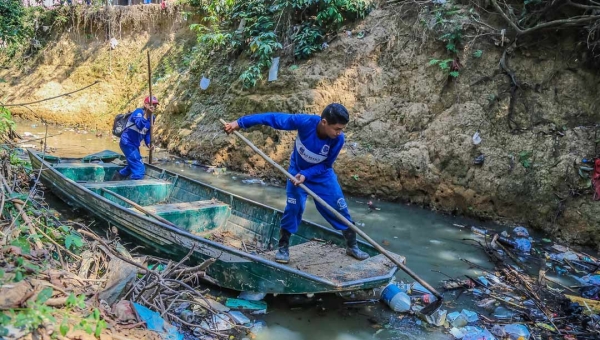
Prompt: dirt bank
<box><xmin>2</xmin><ymin>3</ymin><xmax>600</xmax><ymax>248</ymax></box>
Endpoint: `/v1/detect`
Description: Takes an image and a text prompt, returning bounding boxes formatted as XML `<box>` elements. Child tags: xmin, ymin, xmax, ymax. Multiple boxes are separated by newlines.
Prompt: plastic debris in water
<box><xmin>515</xmin><ymin>238</ymin><xmax>532</xmax><ymax>253</ymax></box>
<box><xmin>493</xmin><ymin>306</ymin><xmax>515</xmax><ymax>319</ymax></box>
<box><xmin>242</xmin><ymin>178</ymin><xmax>266</xmax><ymax>185</ymax></box>
<box><xmin>199</xmin><ymin>314</ymin><xmax>233</xmax><ymax>331</ymax></box>
<box><xmin>238</xmin><ymin>291</ymin><xmax>267</xmax><ymax>301</ymax></box>
<box><xmin>503</xmin><ymin>324</ymin><xmax>531</xmax><ymax>340</ymax></box>
<box><xmin>225</xmin><ymin>298</ymin><xmax>267</xmax><ymax>310</ymax></box>
<box><xmin>380</xmin><ymin>283</ymin><xmax>411</xmax><ymax>312</ymax></box>
<box><xmin>513</xmin><ymin>226</ymin><xmax>529</xmax><ymax>237</ymax></box>
<box><xmin>268</xmin><ymin>57</ymin><xmax>280</xmax><ymax>82</ymax></box>
<box><xmin>228</xmin><ymin>311</ymin><xmax>251</xmax><ymax>325</ymax></box>
<box><xmin>200</xmin><ymin>76</ymin><xmax>210</xmax><ymax>90</ymax></box>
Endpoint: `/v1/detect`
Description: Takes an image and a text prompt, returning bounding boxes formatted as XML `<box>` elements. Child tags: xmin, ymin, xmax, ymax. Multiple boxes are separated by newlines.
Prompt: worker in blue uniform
<box><xmin>224</xmin><ymin>103</ymin><xmax>369</xmax><ymax>264</ymax></box>
<box><xmin>116</xmin><ymin>96</ymin><xmax>158</xmax><ymax>180</ymax></box>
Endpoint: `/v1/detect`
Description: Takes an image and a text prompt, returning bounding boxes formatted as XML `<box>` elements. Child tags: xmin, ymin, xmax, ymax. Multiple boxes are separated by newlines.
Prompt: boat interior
<box><xmin>36</xmin><ymin>150</ymin><xmax>402</xmax><ymax>283</ymax></box>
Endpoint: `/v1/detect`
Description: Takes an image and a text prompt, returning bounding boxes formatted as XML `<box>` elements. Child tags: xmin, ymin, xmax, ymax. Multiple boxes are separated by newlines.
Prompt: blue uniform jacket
<box><xmin>237</xmin><ymin>113</ymin><xmax>344</xmax><ymax>183</ymax></box>
<box><xmin>120</xmin><ymin>108</ymin><xmax>154</xmax><ymax>147</ymax></box>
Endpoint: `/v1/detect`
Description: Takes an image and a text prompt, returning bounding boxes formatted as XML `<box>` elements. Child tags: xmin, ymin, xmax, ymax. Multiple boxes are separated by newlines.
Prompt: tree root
<box><xmin>499</xmin><ymin>45</ymin><xmax>520</xmax><ymax>131</ymax></box>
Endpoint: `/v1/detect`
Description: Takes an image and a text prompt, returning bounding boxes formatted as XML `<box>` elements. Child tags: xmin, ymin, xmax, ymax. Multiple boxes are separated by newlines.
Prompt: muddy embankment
<box><xmin>2</xmin><ymin>3</ymin><xmax>600</xmax><ymax>248</ymax></box>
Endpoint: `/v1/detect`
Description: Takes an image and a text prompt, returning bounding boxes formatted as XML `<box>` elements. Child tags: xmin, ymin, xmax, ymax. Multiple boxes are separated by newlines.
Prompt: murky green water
<box><xmin>14</xmin><ymin>120</ymin><xmax>577</xmax><ymax>340</ymax></box>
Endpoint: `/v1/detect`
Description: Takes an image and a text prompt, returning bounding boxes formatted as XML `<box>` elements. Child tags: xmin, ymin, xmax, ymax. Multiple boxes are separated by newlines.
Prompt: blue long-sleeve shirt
<box><xmin>237</xmin><ymin>113</ymin><xmax>344</xmax><ymax>182</ymax></box>
<box><xmin>120</xmin><ymin>108</ymin><xmax>154</xmax><ymax>147</ymax></box>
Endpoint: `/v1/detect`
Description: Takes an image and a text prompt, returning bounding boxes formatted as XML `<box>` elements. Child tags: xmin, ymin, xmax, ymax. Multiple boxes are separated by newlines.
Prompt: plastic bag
<box><xmin>472</xmin><ymin>131</ymin><xmax>482</xmax><ymax>145</ymax></box>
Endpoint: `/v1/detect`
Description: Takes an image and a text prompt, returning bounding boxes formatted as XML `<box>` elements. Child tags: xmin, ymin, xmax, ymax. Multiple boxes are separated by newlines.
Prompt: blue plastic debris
<box><xmin>572</xmin><ymin>274</ymin><xmax>600</xmax><ymax>286</ymax></box>
<box><xmin>225</xmin><ymin>298</ymin><xmax>268</xmax><ymax>310</ymax></box>
<box><xmin>513</xmin><ymin>226</ymin><xmax>529</xmax><ymax>237</ymax></box>
<box><xmin>132</xmin><ymin>302</ymin><xmax>183</xmax><ymax>340</ymax></box>
<box><xmin>515</xmin><ymin>238</ymin><xmax>532</xmax><ymax>253</ymax></box>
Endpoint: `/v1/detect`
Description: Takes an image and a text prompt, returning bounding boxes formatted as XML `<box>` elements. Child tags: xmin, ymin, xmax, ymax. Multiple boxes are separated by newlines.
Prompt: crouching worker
<box><xmin>224</xmin><ymin>103</ymin><xmax>369</xmax><ymax>263</ymax></box>
<box><xmin>116</xmin><ymin>96</ymin><xmax>158</xmax><ymax>180</ymax></box>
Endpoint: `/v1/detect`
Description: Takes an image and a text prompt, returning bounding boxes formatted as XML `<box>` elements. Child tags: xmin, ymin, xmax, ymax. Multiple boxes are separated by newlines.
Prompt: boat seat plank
<box><xmin>53</xmin><ymin>163</ymin><xmax>122</xmax><ymax>182</ymax></box>
<box><xmin>138</xmin><ymin>200</ymin><xmax>231</xmax><ymax>235</ymax></box>
<box><xmin>85</xmin><ymin>180</ymin><xmax>172</xmax><ymax>206</ymax></box>
<box><xmin>84</xmin><ymin>179</ymin><xmax>172</xmax><ymax>188</ymax></box>
<box><xmin>141</xmin><ymin>200</ymin><xmax>228</xmax><ymax>213</ymax></box>
<box><xmin>262</xmin><ymin>241</ymin><xmax>404</xmax><ymax>284</ymax></box>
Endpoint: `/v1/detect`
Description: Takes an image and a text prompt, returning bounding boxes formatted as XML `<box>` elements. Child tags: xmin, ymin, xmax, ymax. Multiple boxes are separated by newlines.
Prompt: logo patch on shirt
<box><xmin>320</xmin><ymin>144</ymin><xmax>330</xmax><ymax>155</ymax></box>
<box><xmin>295</xmin><ymin>139</ymin><xmax>328</xmax><ymax>164</ymax></box>
<box><xmin>337</xmin><ymin>198</ymin><xmax>347</xmax><ymax>209</ymax></box>
<box><xmin>287</xmin><ymin>197</ymin><xmax>297</xmax><ymax>204</ymax></box>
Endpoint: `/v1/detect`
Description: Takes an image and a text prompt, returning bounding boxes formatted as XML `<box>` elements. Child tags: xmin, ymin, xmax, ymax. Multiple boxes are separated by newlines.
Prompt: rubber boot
<box><xmin>275</xmin><ymin>229</ymin><xmax>291</xmax><ymax>264</ymax></box>
<box><xmin>343</xmin><ymin>229</ymin><xmax>370</xmax><ymax>260</ymax></box>
<box><xmin>111</xmin><ymin>171</ymin><xmax>125</xmax><ymax>181</ymax></box>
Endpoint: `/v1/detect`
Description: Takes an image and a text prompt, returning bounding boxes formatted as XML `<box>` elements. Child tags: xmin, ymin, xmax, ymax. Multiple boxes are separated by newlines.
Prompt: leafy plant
<box><xmin>294</xmin><ymin>24</ymin><xmax>323</xmax><ymax>59</ymax></box>
<box><xmin>65</xmin><ymin>293</ymin><xmax>87</xmax><ymax>310</ymax></box>
<box><xmin>1</xmin><ymin>288</ymin><xmax>56</xmax><ymax>336</ymax></box>
<box><xmin>0</xmin><ymin>0</ymin><xmax>26</xmax><ymax>45</ymax></box>
<box><xmin>473</xmin><ymin>49</ymin><xmax>483</xmax><ymax>58</ymax></box>
<box><xmin>427</xmin><ymin>1</ymin><xmax>466</xmax><ymax>78</ymax></box>
<box><xmin>0</xmin><ymin>107</ymin><xmax>16</xmax><ymax>136</ymax></box>
<box><xmin>42</xmin><ymin>225</ymin><xmax>85</xmax><ymax>253</ymax></box>
<box><xmin>188</xmin><ymin>0</ymin><xmax>373</xmax><ymax>87</ymax></box>
<box><xmin>429</xmin><ymin>58</ymin><xmax>459</xmax><ymax>77</ymax></box>
<box><xmin>519</xmin><ymin>151</ymin><xmax>533</xmax><ymax>168</ymax></box>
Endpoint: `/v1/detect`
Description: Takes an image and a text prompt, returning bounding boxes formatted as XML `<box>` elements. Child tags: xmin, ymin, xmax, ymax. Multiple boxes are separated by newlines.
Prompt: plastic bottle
<box><xmin>451</xmin><ymin>313</ymin><xmax>468</xmax><ymax>328</ymax></box>
<box><xmin>380</xmin><ymin>283</ymin><xmax>411</xmax><ymax>312</ymax></box>
<box><xmin>471</xmin><ymin>226</ymin><xmax>488</xmax><ymax>236</ymax></box>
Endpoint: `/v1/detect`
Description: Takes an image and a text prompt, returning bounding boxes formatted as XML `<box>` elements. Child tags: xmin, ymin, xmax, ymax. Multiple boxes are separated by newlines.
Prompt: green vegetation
<box><xmin>0</xmin><ymin>0</ymin><xmax>26</xmax><ymax>45</ymax></box>
<box><xmin>0</xmin><ymin>108</ymin><xmax>108</xmax><ymax>338</ymax></box>
<box><xmin>519</xmin><ymin>150</ymin><xmax>533</xmax><ymax>168</ymax></box>
<box><xmin>425</xmin><ymin>2</ymin><xmax>468</xmax><ymax>78</ymax></box>
<box><xmin>187</xmin><ymin>0</ymin><xmax>374</xmax><ymax>88</ymax></box>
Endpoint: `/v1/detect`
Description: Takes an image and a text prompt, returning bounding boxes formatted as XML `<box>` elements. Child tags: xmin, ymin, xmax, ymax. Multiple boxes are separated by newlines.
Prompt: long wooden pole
<box><xmin>100</xmin><ymin>188</ymin><xmax>175</xmax><ymax>227</ymax></box>
<box><xmin>219</xmin><ymin>119</ymin><xmax>443</xmax><ymax>313</ymax></box>
<box><xmin>147</xmin><ymin>50</ymin><xmax>153</xmax><ymax>164</ymax></box>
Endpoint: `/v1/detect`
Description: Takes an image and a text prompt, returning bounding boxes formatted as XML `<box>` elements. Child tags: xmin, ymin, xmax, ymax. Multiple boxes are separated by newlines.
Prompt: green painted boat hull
<box><xmin>29</xmin><ymin>150</ymin><xmax>403</xmax><ymax>295</ymax></box>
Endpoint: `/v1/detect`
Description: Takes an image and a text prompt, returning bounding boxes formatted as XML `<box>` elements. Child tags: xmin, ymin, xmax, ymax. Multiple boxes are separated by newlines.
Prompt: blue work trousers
<box><xmin>119</xmin><ymin>142</ymin><xmax>145</xmax><ymax>180</ymax></box>
<box><xmin>281</xmin><ymin>178</ymin><xmax>353</xmax><ymax>234</ymax></box>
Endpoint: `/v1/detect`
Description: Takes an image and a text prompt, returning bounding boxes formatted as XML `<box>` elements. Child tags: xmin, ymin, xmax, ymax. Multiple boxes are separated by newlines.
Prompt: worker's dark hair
<box><xmin>321</xmin><ymin>103</ymin><xmax>349</xmax><ymax>125</ymax></box>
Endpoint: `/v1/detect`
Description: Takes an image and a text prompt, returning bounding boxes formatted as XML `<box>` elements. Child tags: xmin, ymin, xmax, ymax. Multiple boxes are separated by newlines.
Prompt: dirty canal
<box><xmin>16</xmin><ymin>121</ymin><xmax>593</xmax><ymax>340</ymax></box>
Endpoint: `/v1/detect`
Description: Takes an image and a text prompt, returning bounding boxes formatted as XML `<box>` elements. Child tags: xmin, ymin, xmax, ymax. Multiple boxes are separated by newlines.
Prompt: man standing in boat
<box><xmin>115</xmin><ymin>96</ymin><xmax>157</xmax><ymax>180</ymax></box>
<box><xmin>224</xmin><ymin>104</ymin><xmax>369</xmax><ymax>264</ymax></box>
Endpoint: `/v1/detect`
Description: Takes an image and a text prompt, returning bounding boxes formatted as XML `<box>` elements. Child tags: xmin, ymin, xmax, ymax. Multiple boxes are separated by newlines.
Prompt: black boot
<box><xmin>343</xmin><ymin>229</ymin><xmax>370</xmax><ymax>260</ymax></box>
<box><xmin>275</xmin><ymin>229</ymin><xmax>291</xmax><ymax>264</ymax></box>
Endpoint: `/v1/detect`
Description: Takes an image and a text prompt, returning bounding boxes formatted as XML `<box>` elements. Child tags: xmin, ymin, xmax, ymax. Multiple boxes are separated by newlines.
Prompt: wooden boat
<box><xmin>28</xmin><ymin>150</ymin><xmax>405</xmax><ymax>295</ymax></box>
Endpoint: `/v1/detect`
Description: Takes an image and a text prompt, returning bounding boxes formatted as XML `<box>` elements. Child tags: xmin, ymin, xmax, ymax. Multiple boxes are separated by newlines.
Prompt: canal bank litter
<box><xmin>0</xmin><ymin>146</ymin><xmax>251</xmax><ymax>339</ymax></box>
<box><xmin>448</xmin><ymin>225</ymin><xmax>599</xmax><ymax>339</ymax></box>
<box><xmin>374</xmin><ymin>224</ymin><xmax>600</xmax><ymax>339</ymax></box>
